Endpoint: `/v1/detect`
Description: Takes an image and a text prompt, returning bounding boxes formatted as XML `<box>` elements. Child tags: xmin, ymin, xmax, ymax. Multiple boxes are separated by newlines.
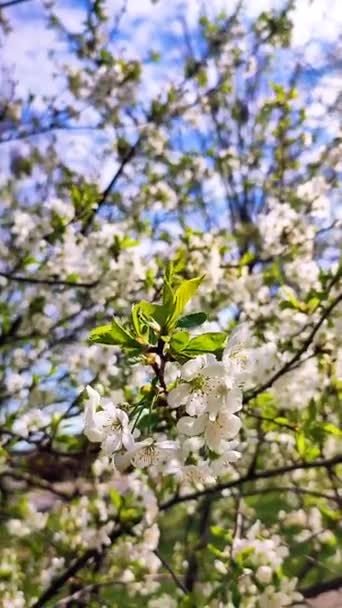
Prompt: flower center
<box><xmin>191</xmin><ymin>375</ymin><xmax>206</xmax><ymax>391</ymax></box>
<box><xmin>104</xmin><ymin>417</ymin><xmax>123</xmax><ymax>433</ymax></box>
<box><xmin>191</xmin><ymin>375</ymin><xmax>226</xmax><ymax>400</ymax></box>
<box><xmin>132</xmin><ymin>444</ymin><xmax>157</xmax><ymax>467</ymax></box>
<box><xmin>111</xmin><ymin>419</ymin><xmax>123</xmax><ymax>432</ymax></box>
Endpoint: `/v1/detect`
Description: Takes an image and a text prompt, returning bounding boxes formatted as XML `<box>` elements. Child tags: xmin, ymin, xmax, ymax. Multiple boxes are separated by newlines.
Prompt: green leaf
<box><xmin>207</xmin><ymin>543</ymin><xmax>227</xmax><ymax>559</ymax></box>
<box><xmin>176</xmin><ymin>312</ymin><xmax>207</xmax><ymax>329</ymax></box>
<box><xmin>166</xmin><ymin>275</ymin><xmax>204</xmax><ymax>328</ymax></box>
<box><xmin>184</xmin><ymin>332</ymin><xmax>227</xmax><ymax>355</ymax></box>
<box><xmin>170</xmin><ymin>330</ymin><xmax>191</xmax><ymax>353</ymax></box>
<box><xmin>65</xmin><ymin>272</ymin><xmax>80</xmax><ymax>283</ymax></box>
<box><xmin>162</xmin><ymin>277</ymin><xmax>174</xmax><ymax>310</ymax></box>
<box><xmin>296</xmin><ymin>432</ymin><xmax>306</xmax><ymax>458</ymax></box>
<box><xmin>306</xmin><ymin>296</ymin><xmax>320</xmax><ymax>314</ymax></box>
<box><xmin>235</xmin><ymin>546</ymin><xmax>255</xmax><ymax>567</ymax></box>
<box><xmin>109</xmin><ymin>489</ymin><xmax>123</xmax><ymax>511</ymax></box>
<box><xmin>280</xmin><ymin>289</ymin><xmax>306</xmax><ymax>312</ymax></box>
<box><xmin>322</xmin><ymin>423</ymin><xmax>342</xmax><ymax>437</ymax></box>
<box><xmin>89</xmin><ymin>319</ymin><xmax>139</xmax><ymax>348</ymax></box>
<box><xmin>131</xmin><ymin>301</ymin><xmax>168</xmax><ymax>344</ymax></box>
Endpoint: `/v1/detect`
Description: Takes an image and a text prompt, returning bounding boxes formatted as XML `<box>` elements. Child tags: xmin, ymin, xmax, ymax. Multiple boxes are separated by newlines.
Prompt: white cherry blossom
<box><xmin>83</xmin><ymin>385</ymin><xmax>134</xmax><ymax>455</ymax></box>
<box><xmin>177</xmin><ymin>408</ymin><xmax>242</xmax><ymax>453</ymax></box>
<box><xmin>167</xmin><ymin>354</ymin><xmax>240</xmax><ymax>419</ymax></box>
<box><xmin>115</xmin><ymin>438</ymin><xmax>180</xmax><ymax>470</ymax></box>
<box><xmin>84</xmin><ymin>385</ymin><xmax>103</xmax><ymax>442</ymax></box>
<box><xmin>179</xmin><ymin>464</ymin><xmax>216</xmax><ymax>487</ymax></box>
<box><xmin>223</xmin><ymin>323</ymin><xmax>251</xmax><ymax>387</ymax></box>
<box><xmin>12</xmin><ymin>408</ymin><xmax>50</xmax><ymax>438</ymax></box>
<box><xmin>211</xmin><ymin>441</ymin><xmax>242</xmax><ymax>475</ymax></box>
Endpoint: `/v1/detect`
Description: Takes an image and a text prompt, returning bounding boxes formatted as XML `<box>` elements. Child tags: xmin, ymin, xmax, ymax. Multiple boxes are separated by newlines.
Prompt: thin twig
<box><xmin>154</xmin><ymin>550</ymin><xmax>188</xmax><ymax>594</ymax></box>
<box><xmin>245</xmin><ymin>287</ymin><xmax>342</xmax><ymax>403</ymax></box>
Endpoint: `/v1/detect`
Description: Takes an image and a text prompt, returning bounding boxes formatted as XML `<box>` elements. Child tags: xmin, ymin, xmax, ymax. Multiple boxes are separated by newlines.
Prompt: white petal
<box><xmin>225</xmin><ymin>324</ymin><xmax>249</xmax><ymax>355</ymax></box>
<box><xmin>181</xmin><ymin>464</ymin><xmax>216</xmax><ymax>487</ymax></box>
<box><xmin>132</xmin><ymin>448</ymin><xmax>154</xmax><ymax>468</ymax></box>
<box><xmin>202</xmin><ymin>362</ymin><xmax>226</xmax><ymax>379</ymax></box>
<box><xmin>177</xmin><ymin>415</ymin><xmax>206</xmax><ymax>436</ymax></box>
<box><xmin>223</xmin><ymin>414</ymin><xmax>242</xmax><ymax>439</ymax></box>
<box><xmin>167</xmin><ymin>383</ymin><xmax>191</xmax><ymax>408</ymax></box>
<box><xmin>122</xmin><ymin>430</ymin><xmax>135</xmax><ymax>451</ymax></box>
<box><xmin>164</xmin><ymin>362</ymin><xmax>180</xmax><ymax>384</ymax></box>
<box><xmin>186</xmin><ymin>391</ymin><xmax>208</xmax><ymax>416</ymax></box>
<box><xmin>84</xmin><ymin>402</ymin><xmax>104</xmax><ymax>443</ymax></box>
<box><xmin>85</xmin><ymin>427</ymin><xmax>104</xmax><ymax>442</ymax></box>
<box><xmin>224</xmin><ymin>388</ymin><xmax>243</xmax><ymax>413</ymax></box>
<box><xmin>157</xmin><ymin>440</ymin><xmax>179</xmax><ymax>450</ymax></box>
<box><xmin>115</xmin><ymin>408</ymin><xmax>129</xmax><ymax>426</ymax></box>
<box><xmin>220</xmin><ymin>439</ymin><xmax>240</xmax><ymax>451</ymax></box>
<box><xmin>181</xmin><ymin>357</ymin><xmax>203</xmax><ymax>380</ymax></box>
<box><xmin>86</xmin><ymin>385</ymin><xmax>101</xmax><ymax>407</ymax></box>
<box><xmin>202</xmin><ymin>354</ymin><xmax>218</xmax><ymax>366</ymax></box>
<box><xmin>211</xmin><ymin>450</ymin><xmax>241</xmax><ymax>474</ymax></box>
<box><xmin>101</xmin><ymin>433</ymin><xmax>122</xmax><ymax>455</ymax></box>
<box><xmin>111</xmin><ymin>388</ymin><xmax>125</xmax><ymax>404</ymax></box>
<box><xmin>182</xmin><ymin>436</ymin><xmax>205</xmax><ymax>458</ymax></box>
<box><xmin>114</xmin><ymin>450</ymin><xmax>133</xmax><ymax>472</ymax></box>
<box><xmin>207</xmin><ymin>393</ymin><xmax>223</xmax><ymax>421</ymax></box>
<box><xmin>225</xmin><ymin>450</ymin><xmax>241</xmax><ymax>462</ymax></box>
<box><xmin>204</xmin><ymin>423</ymin><xmax>223</xmax><ymax>452</ymax></box>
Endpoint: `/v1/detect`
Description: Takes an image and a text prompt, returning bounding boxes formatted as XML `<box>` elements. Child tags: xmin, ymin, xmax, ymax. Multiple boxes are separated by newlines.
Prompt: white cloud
<box><xmin>292</xmin><ymin>0</ymin><xmax>342</xmax><ymax>46</ymax></box>
<box><xmin>1</xmin><ymin>0</ymin><xmax>340</xmax><ymax>187</ymax></box>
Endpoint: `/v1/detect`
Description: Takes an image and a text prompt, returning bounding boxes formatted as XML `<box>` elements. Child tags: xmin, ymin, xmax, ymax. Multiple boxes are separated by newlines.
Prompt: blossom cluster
<box><xmin>83</xmin><ymin>325</ymin><xmax>252</xmax><ymax>486</ymax></box>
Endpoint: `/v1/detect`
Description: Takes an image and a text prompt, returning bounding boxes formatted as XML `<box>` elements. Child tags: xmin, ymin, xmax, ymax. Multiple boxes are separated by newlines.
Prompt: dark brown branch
<box><xmin>81</xmin><ymin>136</ymin><xmax>143</xmax><ymax>235</ymax></box>
<box><xmin>185</xmin><ymin>497</ymin><xmax>212</xmax><ymax>592</ymax></box>
<box><xmin>154</xmin><ymin>550</ymin><xmax>188</xmax><ymax>594</ymax></box>
<box><xmin>31</xmin><ymin>520</ymin><xmax>139</xmax><ymax>608</ymax></box>
<box><xmin>0</xmin><ymin>470</ymin><xmax>73</xmax><ymax>500</ymax></box>
<box><xmin>160</xmin><ymin>454</ymin><xmax>342</xmax><ymax>510</ymax></box>
<box><xmin>301</xmin><ymin>576</ymin><xmax>342</xmax><ymax>598</ymax></box>
<box><xmin>0</xmin><ymin>271</ymin><xmax>99</xmax><ymax>289</ymax></box>
<box><xmin>240</xmin><ymin>486</ymin><xmax>338</xmax><ymax>503</ymax></box>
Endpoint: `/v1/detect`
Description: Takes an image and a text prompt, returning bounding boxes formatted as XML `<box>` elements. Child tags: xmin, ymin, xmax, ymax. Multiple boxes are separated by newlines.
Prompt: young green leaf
<box><xmin>166</xmin><ymin>275</ymin><xmax>204</xmax><ymax>329</ymax></box>
<box><xmin>176</xmin><ymin>311</ymin><xmax>207</xmax><ymax>329</ymax></box>
<box><xmin>183</xmin><ymin>332</ymin><xmax>227</xmax><ymax>355</ymax></box>
<box><xmin>89</xmin><ymin>319</ymin><xmax>139</xmax><ymax>348</ymax></box>
<box><xmin>170</xmin><ymin>330</ymin><xmax>191</xmax><ymax>354</ymax></box>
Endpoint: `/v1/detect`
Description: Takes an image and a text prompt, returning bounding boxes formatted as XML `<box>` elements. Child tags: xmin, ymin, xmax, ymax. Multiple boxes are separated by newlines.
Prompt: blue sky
<box><xmin>0</xmin><ymin>0</ymin><xmax>340</xmax><ymax>196</ymax></box>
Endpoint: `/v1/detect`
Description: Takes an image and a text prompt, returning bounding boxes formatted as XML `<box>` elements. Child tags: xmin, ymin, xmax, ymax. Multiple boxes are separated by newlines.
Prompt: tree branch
<box><xmin>0</xmin><ymin>271</ymin><xmax>99</xmax><ymax>289</ymax></box>
<box><xmin>301</xmin><ymin>576</ymin><xmax>342</xmax><ymax>598</ymax></box>
<box><xmin>31</xmin><ymin>520</ymin><xmax>139</xmax><ymax>608</ymax></box>
<box><xmin>154</xmin><ymin>549</ymin><xmax>188</xmax><ymax>595</ymax></box>
<box><xmin>240</xmin><ymin>486</ymin><xmax>338</xmax><ymax>503</ymax></box>
<box><xmin>184</xmin><ymin>497</ymin><xmax>212</xmax><ymax>592</ymax></box>
<box><xmin>160</xmin><ymin>454</ymin><xmax>342</xmax><ymax>510</ymax></box>
<box><xmin>245</xmin><ymin>288</ymin><xmax>342</xmax><ymax>403</ymax></box>
<box><xmin>81</xmin><ymin>136</ymin><xmax>143</xmax><ymax>235</ymax></box>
